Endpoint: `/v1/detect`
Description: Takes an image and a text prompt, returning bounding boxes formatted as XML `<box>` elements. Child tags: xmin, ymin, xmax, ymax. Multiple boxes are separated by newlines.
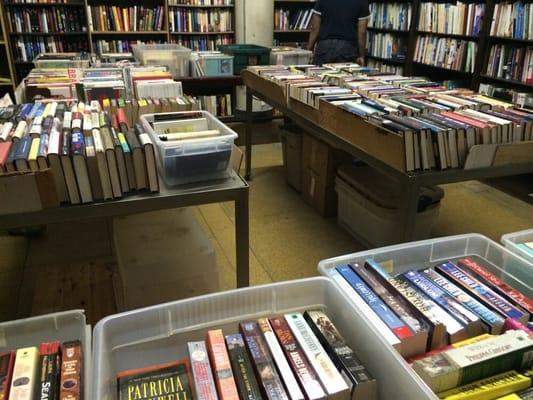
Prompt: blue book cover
<box><xmin>14</xmin><ymin>136</ymin><xmax>32</xmax><ymax>161</ymax></box>
<box><xmin>336</xmin><ymin>265</ymin><xmax>413</xmax><ymax>339</ymax></box>
<box><xmin>435</xmin><ymin>262</ymin><xmax>527</xmax><ymax>322</ymax></box>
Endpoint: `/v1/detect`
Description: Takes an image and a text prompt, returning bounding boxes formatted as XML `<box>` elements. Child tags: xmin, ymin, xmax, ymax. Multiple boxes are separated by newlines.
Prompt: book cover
<box><xmin>188</xmin><ymin>341</ymin><xmax>218</xmax><ymax>400</ymax></box>
<box><xmin>9</xmin><ymin>347</ymin><xmax>39</xmax><ymax>400</ymax></box>
<box><xmin>240</xmin><ymin>321</ymin><xmax>289</xmax><ymax>400</ymax></box>
<box><xmin>436</xmin><ymin>370</ymin><xmax>531</xmax><ymax>400</ymax></box>
<box><xmin>435</xmin><ymin>262</ymin><xmax>529</xmax><ymax>324</ymax></box>
<box><xmin>37</xmin><ymin>341</ymin><xmax>61</xmax><ymax>400</ymax></box>
<box><xmin>117</xmin><ymin>359</ymin><xmax>194</xmax><ymax>400</ymax></box>
<box><xmin>304</xmin><ymin>310</ymin><xmax>378</xmax><ymax>400</ymax></box>
<box><xmin>0</xmin><ymin>352</ymin><xmax>14</xmax><ymax>400</ymax></box>
<box><xmin>225</xmin><ymin>334</ymin><xmax>263</xmax><ymax>400</ymax></box>
<box><xmin>60</xmin><ymin>341</ymin><xmax>83</xmax><ymax>400</ymax></box>
<box><xmin>284</xmin><ymin>313</ymin><xmax>350</xmax><ymax>400</ymax></box>
<box><xmin>257</xmin><ymin>317</ymin><xmax>305</xmax><ymax>400</ymax></box>
<box><xmin>412</xmin><ymin>330</ymin><xmax>533</xmax><ymax>393</ymax></box>
<box><xmin>206</xmin><ymin>329</ymin><xmax>239</xmax><ymax>400</ymax></box>
<box><xmin>423</xmin><ymin>268</ymin><xmax>505</xmax><ymax>334</ymax></box>
<box><xmin>269</xmin><ymin>316</ymin><xmax>326</xmax><ymax>400</ymax></box>
<box><xmin>457</xmin><ymin>257</ymin><xmax>533</xmax><ymax>315</ymax></box>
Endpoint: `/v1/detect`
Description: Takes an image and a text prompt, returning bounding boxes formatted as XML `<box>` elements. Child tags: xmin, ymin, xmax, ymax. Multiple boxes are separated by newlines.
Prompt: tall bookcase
<box><xmin>0</xmin><ymin>3</ymin><xmax>16</xmax><ymax>98</ymax></box>
<box><xmin>273</xmin><ymin>0</ymin><xmax>315</xmax><ymax>47</ymax></box>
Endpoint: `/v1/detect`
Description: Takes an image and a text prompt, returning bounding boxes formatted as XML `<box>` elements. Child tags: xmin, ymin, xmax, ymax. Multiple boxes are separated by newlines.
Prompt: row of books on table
<box><xmin>117</xmin><ymin>310</ymin><xmax>377</xmax><ymax>400</ymax></box>
<box><xmin>248</xmin><ymin>64</ymin><xmax>533</xmax><ymax>172</ymax></box>
<box><xmin>0</xmin><ymin>341</ymin><xmax>82</xmax><ymax>400</ymax></box>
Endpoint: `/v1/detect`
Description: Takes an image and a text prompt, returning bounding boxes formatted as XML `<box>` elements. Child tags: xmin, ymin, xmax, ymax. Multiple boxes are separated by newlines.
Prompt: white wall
<box><xmin>235</xmin><ymin>0</ymin><xmax>274</xmax><ymax>46</ymax></box>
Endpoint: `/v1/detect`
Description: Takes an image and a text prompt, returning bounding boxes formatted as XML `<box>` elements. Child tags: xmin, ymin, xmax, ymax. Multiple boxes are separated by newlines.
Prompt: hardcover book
<box><xmin>269</xmin><ymin>316</ymin><xmax>326</xmax><ymax>400</ymax></box>
<box><xmin>9</xmin><ymin>347</ymin><xmax>39</xmax><ymax>400</ymax></box>
<box><xmin>60</xmin><ymin>341</ymin><xmax>83</xmax><ymax>400</ymax></box>
<box><xmin>240</xmin><ymin>321</ymin><xmax>289</xmax><ymax>400</ymax></box>
<box><xmin>284</xmin><ymin>313</ymin><xmax>350</xmax><ymax>400</ymax></box>
<box><xmin>225</xmin><ymin>334</ymin><xmax>263</xmax><ymax>400</ymax></box>
<box><xmin>38</xmin><ymin>342</ymin><xmax>61</xmax><ymax>400</ymax></box>
<box><xmin>188</xmin><ymin>341</ymin><xmax>218</xmax><ymax>400</ymax></box>
<box><xmin>0</xmin><ymin>352</ymin><xmax>14</xmax><ymax>400</ymax></box>
<box><xmin>117</xmin><ymin>360</ymin><xmax>194</xmax><ymax>400</ymax></box>
<box><xmin>304</xmin><ymin>310</ymin><xmax>378</xmax><ymax>400</ymax></box>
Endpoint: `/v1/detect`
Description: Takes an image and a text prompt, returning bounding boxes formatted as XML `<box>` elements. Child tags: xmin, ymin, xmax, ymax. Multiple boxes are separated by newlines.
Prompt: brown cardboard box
<box><xmin>281</xmin><ymin>129</ymin><xmax>303</xmax><ymax>192</ymax></box>
<box><xmin>301</xmin><ymin>133</ymin><xmax>351</xmax><ymax>217</ymax></box>
<box><xmin>0</xmin><ymin>170</ymin><xmax>59</xmax><ymax>215</ymax></box>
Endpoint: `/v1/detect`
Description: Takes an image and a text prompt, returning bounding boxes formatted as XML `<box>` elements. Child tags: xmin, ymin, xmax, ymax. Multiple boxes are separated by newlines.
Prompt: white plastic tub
<box><xmin>501</xmin><ymin>228</ymin><xmax>533</xmax><ymax>265</ymax></box>
<box><xmin>140</xmin><ymin>111</ymin><xmax>238</xmax><ymax>186</ymax></box>
<box><xmin>92</xmin><ymin>277</ymin><xmax>432</xmax><ymax>400</ymax></box>
<box><xmin>132</xmin><ymin>44</ymin><xmax>192</xmax><ymax>78</ymax></box>
<box><xmin>0</xmin><ymin>310</ymin><xmax>92</xmax><ymax>399</ymax></box>
<box><xmin>318</xmin><ymin>233</ymin><xmax>533</xmax><ymax>399</ymax></box>
<box><xmin>270</xmin><ymin>47</ymin><xmax>313</xmax><ymax>66</ymax></box>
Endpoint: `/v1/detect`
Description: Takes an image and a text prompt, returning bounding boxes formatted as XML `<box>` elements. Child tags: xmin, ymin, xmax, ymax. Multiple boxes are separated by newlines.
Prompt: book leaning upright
<box><xmin>284</xmin><ymin>313</ymin><xmax>350</xmax><ymax>400</ymax></box>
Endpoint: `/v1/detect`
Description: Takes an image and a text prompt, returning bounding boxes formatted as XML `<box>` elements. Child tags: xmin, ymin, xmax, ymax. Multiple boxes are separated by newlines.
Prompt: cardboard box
<box><xmin>281</xmin><ymin>128</ymin><xmax>303</xmax><ymax>192</ymax></box>
<box><xmin>301</xmin><ymin>133</ymin><xmax>351</xmax><ymax>217</ymax></box>
<box><xmin>0</xmin><ymin>170</ymin><xmax>59</xmax><ymax>215</ymax></box>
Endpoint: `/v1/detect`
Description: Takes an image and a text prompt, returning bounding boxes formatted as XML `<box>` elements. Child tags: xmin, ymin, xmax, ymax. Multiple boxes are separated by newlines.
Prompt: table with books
<box><xmin>241</xmin><ymin>66</ymin><xmax>533</xmax><ymax>242</ymax></box>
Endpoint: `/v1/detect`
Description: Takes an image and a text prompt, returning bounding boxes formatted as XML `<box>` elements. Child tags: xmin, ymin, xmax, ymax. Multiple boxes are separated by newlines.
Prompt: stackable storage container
<box><xmin>0</xmin><ymin>310</ymin><xmax>92</xmax><ymax>399</ymax></box>
<box><xmin>219</xmin><ymin>44</ymin><xmax>271</xmax><ymax>74</ymax></box>
<box><xmin>501</xmin><ymin>228</ymin><xmax>533</xmax><ymax>265</ymax></box>
<box><xmin>270</xmin><ymin>46</ymin><xmax>313</xmax><ymax>66</ymax></box>
<box><xmin>140</xmin><ymin>111</ymin><xmax>238</xmax><ymax>185</ymax></box>
<box><xmin>191</xmin><ymin>52</ymin><xmax>234</xmax><ymax>77</ymax></box>
<box><xmin>92</xmin><ymin>277</ymin><xmax>436</xmax><ymax>400</ymax></box>
<box><xmin>318</xmin><ymin>233</ymin><xmax>533</xmax><ymax>399</ymax></box>
<box><xmin>132</xmin><ymin>44</ymin><xmax>192</xmax><ymax>78</ymax></box>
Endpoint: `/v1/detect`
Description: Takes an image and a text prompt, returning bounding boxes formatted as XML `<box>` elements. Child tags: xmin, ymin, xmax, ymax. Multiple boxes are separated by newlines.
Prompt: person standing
<box><xmin>307</xmin><ymin>0</ymin><xmax>370</xmax><ymax>66</ymax></box>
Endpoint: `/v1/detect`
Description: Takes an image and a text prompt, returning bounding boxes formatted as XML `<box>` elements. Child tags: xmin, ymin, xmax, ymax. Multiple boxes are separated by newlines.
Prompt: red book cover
<box><xmin>116</xmin><ymin>108</ymin><xmax>128</xmax><ymax>129</ymax></box>
<box><xmin>441</xmin><ymin>111</ymin><xmax>489</xmax><ymax>129</ymax></box>
<box><xmin>0</xmin><ymin>142</ymin><xmax>13</xmax><ymax>172</ymax></box>
<box><xmin>0</xmin><ymin>352</ymin><xmax>15</xmax><ymax>400</ymax></box>
<box><xmin>206</xmin><ymin>329</ymin><xmax>239</xmax><ymax>400</ymax></box>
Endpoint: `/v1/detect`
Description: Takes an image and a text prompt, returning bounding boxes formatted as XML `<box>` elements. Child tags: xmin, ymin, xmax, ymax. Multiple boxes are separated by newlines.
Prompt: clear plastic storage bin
<box><xmin>0</xmin><ymin>310</ymin><xmax>92</xmax><ymax>399</ymax></box>
<box><xmin>501</xmin><ymin>228</ymin><xmax>533</xmax><ymax>265</ymax></box>
<box><xmin>140</xmin><ymin>111</ymin><xmax>238</xmax><ymax>186</ymax></box>
<box><xmin>93</xmin><ymin>277</ymin><xmax>434</xmax><ymax>400</ymax></box>
<box><xmin>132</xmin><ymin>44</ymin><xmax>192</xmax><ymax>78</ymax></box>
<box><xmin>270</xmin><ymin>47</ymin><xmax>313</xmax><ymax>66</ymax></box>
<box><xmin>33</xmin><ymin>52</ymin><xmax>91</xmax><ymax>68</ymax></box>
<box><xmin>318</xmin><ymin>233</ymin><xmax>533</xmax><ymax>400</ymax></box>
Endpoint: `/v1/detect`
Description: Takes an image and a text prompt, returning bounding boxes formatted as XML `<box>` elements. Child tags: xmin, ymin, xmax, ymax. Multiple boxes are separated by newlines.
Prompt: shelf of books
<box><xmin>479</xmin><ymin>0</ymin><xmax>533</xmax><ymax>97</ymax></box>
<box><xmin>0</xmin><ymin>2</ymin><xmax>16</xmax><ymax>97</ymax></box>
<box><xmin>367</xmin><ymin>1</ymin><xmax>413</xmax><ymax>75</ymax></box>
<box><xmin>3</xmin><ymin>0</ymin><xmax>90</xmax><ymax>84</ymax></box>
<box><xmin>168</xmin><ymin>0</ymin><xmax>235</xmax><ymax>51</ymax></box>
<box><xmin>273</xmin><ymin>0</ymin><xmax>315</xmax><ymax>47</ymax></box>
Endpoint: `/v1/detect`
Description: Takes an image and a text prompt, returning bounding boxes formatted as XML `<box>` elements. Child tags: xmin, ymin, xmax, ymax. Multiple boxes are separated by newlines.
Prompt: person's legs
<box><xmin>314</xmin><ymin>39</ymin><xmax>357</xmax><ymax>65</ymax></box>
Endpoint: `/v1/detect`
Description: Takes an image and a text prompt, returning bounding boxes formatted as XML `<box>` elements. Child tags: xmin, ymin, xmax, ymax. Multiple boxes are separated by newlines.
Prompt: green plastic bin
<box><xmin>219</xmin><ymin>44</ymin><xmax>271</xmax><ymax>74</ymax></box>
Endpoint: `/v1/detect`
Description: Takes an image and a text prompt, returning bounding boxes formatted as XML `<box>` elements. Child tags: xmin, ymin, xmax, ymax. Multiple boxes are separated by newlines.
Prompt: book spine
<box><xmin>239</xmin><ymin>321</ymin><xmax>289</xmax><ymax>400</ymax></box>
<box><xmin>257</xmin><ymin>318</ymin><xmax>305</xmax><ymax>400</ymax></box>
<box><xmin>225</xmin><ymin>334</ymin><xmax>263</xmax><ymax>400</ymax></box>
<box><xmin>284</xmin><ymin>313</ymin><xmax>349</xmax><ymax>398</ymax></box>
<box><xmin>336</xmin><ymin>265</ymin><xmax>413</xmax><ymax>340</ymax></box>
<box><xmin>38</xmin><ymin>342</ymin><xmax>61</xmax><ymax>400</ymax></box>
<box><xmin>206</xmin><ymin>329</ymin><xmax>240</xmax><ymax>400</ymax></box>
<box><xmin>59</xmin><ymin>341</ymin><xmax>83</xmax><ymax>400</ymax></box>
<box><xmin>400</xmin><ymin>270</ymin><xmax>480</xmax><ymax>328</ymax></box>
<box><xmin>423</xmin><ymin>268</ymin><xmax>505</xmax><ymax>334</ymax></box>
<box><xmin>0</xmin><ymin>352</ymin><xmax>15</xmax><ymax>400</ymax></box>
<box><xmin>188</xmin><ymin>341</ymin><xmax>218</xmax><ymax>400</ymax></box>
<box><xmin>303</xmin><ymin>310</ymin><xmax>377</xmax><ymax>399</ymax></box>
<box><xmin>457</xmin><ymin>257</ymin><xmax>533</xmax><ymax>315</ymax></box>
<box><xmin>269</xmin><ymin>316</ymin><xmax>326</xmax><ymax>400</ymax></box>
<box><xmin>9</xmin><ymin>347</ymin><xmax>39</xmax><ymax>400</ymax></box>
<box><xmin>435</xmin><ymin>262</ymin><xmax>528</xmax><ymax>322</ymax></box>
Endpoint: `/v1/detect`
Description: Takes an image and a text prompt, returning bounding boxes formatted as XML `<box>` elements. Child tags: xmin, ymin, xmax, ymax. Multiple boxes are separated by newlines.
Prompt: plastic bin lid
<box><xmin>337</xmin><ymin>164</ymin><xmax>444</xmax><ymax>212</ymax></box>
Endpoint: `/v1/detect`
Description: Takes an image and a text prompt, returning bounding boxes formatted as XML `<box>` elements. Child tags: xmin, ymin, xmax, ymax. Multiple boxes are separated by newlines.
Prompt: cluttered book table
<box><xmin>241</xmin><ymin>68</ymin><xmax>533</xmax><ymax>243</ymax></box>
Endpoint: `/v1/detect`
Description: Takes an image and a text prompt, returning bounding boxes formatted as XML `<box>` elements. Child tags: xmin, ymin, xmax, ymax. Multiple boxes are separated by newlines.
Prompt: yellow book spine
<box><xmin>122</xmin><ymin>8</ymin><xmax>129</xmax><ymax>31</ymax></box>
<box><xmin>496</xmin><ymin>395</ymin><xmax>521</xmax><ymax>400</ymax></box>
<box><xmin>28</xmin><ymin>137</ymin><xmax>40</xmax><ymax>161</ymax></box>
<box><xmin>451</xmin><ymin>334</ymin><xmax>493</xmax><ymax>348</ymax></box>
<box><xmin>42</xmin><ymin>103</ymin><xmax>52</xmax><ymax>118</ymax></box>
<box><xmin>438</xmin><ymin>371</ymin><xmax>531</xmax><ymax>400</ymax></box>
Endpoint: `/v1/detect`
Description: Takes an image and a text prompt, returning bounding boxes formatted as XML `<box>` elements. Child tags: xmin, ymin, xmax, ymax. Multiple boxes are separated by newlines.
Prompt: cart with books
<box><xmin>501</xmin><ymin>228</ymin><xmax>533</xmax><ymax>265</ymax></box>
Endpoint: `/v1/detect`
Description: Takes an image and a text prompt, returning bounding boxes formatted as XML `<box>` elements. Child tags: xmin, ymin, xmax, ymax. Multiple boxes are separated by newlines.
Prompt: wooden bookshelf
<box><xmin>273</xmin><ymin>0</ymin><xmax>315</xmax><ymax>47</ymax></box>
<box><xmin>0</xmin><ymin>3</ymin><xmax>15</xmax><ymax>97</ymax></box>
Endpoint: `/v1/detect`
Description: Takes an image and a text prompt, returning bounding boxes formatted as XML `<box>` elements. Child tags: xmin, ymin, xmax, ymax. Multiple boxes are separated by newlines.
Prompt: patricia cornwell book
<box><xmin>117</xmin><ymin>360</ymin><xmax>194</xmax><ymax>400</ymax></box>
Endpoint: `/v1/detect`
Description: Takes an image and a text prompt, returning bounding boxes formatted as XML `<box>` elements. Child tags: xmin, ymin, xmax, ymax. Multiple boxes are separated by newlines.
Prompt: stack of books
<box><xmin>331</xmin><ymin>257</ymin><xmax>532</xmax><ymax>398</ymax></box>
<box><xmin>0</xmin><ymin>341</ymin><xmax>83</xmax><ymax>400</ymax></box>
<box><xmin>116</xmin><ymin>310</ymin><xmax>377</xmax><ymax>400</ymax></box>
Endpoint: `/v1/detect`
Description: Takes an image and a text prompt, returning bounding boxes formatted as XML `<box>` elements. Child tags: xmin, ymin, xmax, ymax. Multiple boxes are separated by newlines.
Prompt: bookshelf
<box><xmin>3</xmin><ymin>0</ymin><xmax>90</xmax><ymax>84</ymax></box>
<box><xmin>0</xmin><ymin>3</ymin><xmax>15</xmax><ymax>98</ymax></box>
<box><xmin>273</xmin><ymin>0</ymin><xmax>315</xmax><ymax>47</ymax></box>
<box><xmin>168</xmin><ymin>1</ymin><xmax>235</xmax><ymax>51</ymax></box>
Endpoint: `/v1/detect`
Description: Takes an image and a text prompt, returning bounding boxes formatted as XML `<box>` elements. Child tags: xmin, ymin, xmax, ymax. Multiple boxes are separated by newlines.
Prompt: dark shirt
<box><xmin>313</xmin><ymin>0</ymin><xmax>370</xmax><ymax>43</ymax></box>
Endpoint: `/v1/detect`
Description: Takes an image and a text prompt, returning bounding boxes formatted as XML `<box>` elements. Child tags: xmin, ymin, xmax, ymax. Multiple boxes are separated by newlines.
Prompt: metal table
<box><xmin>0</xmin><ymin>171</ymin><xmax>250</xmax><ymax>288</ymax></box>
<box><xmin>242</xmin><ymin>72</ymin><xmax>533</xmax><ymax>242</ymax></box>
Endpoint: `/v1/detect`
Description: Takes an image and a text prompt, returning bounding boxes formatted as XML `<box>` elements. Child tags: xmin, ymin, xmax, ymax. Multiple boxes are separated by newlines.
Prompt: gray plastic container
<box><xmin>501</xmin><ymin>228</ymin><xmax>533</xmax><ymax>265</ymax></box>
